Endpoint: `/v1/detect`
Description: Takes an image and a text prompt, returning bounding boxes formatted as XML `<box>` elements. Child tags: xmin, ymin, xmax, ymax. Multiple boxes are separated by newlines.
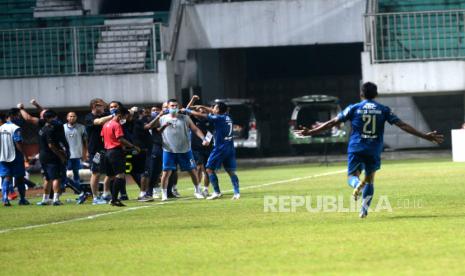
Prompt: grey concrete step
<box><xmin>101</xmin><ymin>29</ymin><xmax>152</xmax><ymax>37</ymax></box>
<box><xmin>94</xmin><ymin>63</ymin><xmax>145</xmax><ymax>71</ymax></box>
<box><xmin>100</xmin><ymin>36</ymin><xmax>150</xmax><ymax>42</ymax></box>
<box><xmin>96</xmin><ymin>47</ymin><xmax>147</xmax><ymax>54</ymax></box>
<box><xmin>97</xmin><ymin>41</ymin><xmax>148</xmax><ymax>49</ymax></box>
<box><xmin>95</xmin><ymin>57</ymin><xmax>146</xmax><ymax>65</ymax></box>
<box><xmin>104</xmin><ymin>18</ymin><xmax>154</xmax><ymax>26</ymax></box>
<box><xmin>34</xmin><ymin>9</ymin><xmax>83</xmax><ymax>17</ymax></box>
<box><xmin>96</xmin><ymin>52</ymin><xmax>146</xmax><ymax>60</ymax></box>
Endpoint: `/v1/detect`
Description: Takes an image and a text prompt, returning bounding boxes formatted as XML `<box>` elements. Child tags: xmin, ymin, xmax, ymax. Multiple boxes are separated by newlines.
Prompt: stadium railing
<box><xmin>365</xmin><ymin>9</ymin><xmax>465</xmax><ymax>63</ymax></box>
<box><xmin>0</xmin><ymin>23</ymin><xmax>164</xmax><ymax>78</ymax></box>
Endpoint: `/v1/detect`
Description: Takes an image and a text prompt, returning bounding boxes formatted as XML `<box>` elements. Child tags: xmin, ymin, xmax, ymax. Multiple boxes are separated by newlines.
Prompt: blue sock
<box><xmin>347</xmin><ymin>176</ymin><xmax>360</xmax><ymax>189</ymax></box>
<box><xmin>230</xmin><ymin>174</ymin><xmax>240</xmax><ymax>194</ymax></box>
<box><xmin>208</xmin><ymin>173</ymin><xmax>221</xmax><ymax>194</ymax></box>
<box><xmin>361</xmin><ymin>183</ymin><xmax>374</xmax><ymax>210</ymax></box>
<box><xmin>8</xmin><ymin>182</ymin><xmax>14</xmax><ymax>194</ymax></box>
<box><xmin>2</xmin><ymin>178</ymin><xmax>11</xmax><ymax>203</ymax></box>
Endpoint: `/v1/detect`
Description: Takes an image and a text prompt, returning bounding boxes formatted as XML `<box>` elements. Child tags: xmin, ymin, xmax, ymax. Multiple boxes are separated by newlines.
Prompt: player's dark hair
<box><xmin>43</xmin><ymin>109</ymin><xmax>57</xmax><ymax>120</ymax></box>
<box><xmin>7</xmin><ymin>108</ymin><xmax>21</xmax><ymax>118</ymax></box>
<box><xmin>167</xmin><ymin>99</ymin><xmax>178</xmax><ymax>104</ymax></box>
<box><xmin>110</xmin><ymin>101</ymin><xmax>124</xmax><ymax>108</ymax></box>
<box><xmin>216</xmin><ymin>102</ymin><xmax>228</xmax><ymax>114</ymax></box>
<box><xmin>114</xmin><ymin>107</ymin><xmax>129</xmax><ymax>116</ymax></box>
<box><xmin>361</xmin><ymin>82</ymin><xmax>378</xmax><ymax>99</ymax></box>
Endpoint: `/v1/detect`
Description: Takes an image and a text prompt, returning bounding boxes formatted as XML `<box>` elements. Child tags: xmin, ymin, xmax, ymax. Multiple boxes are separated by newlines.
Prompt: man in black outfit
<box><xmin>131</xmin><ymin>107</ymin><xmax>155</xmax><ymax>202</ymax></box>
<box><xmin>37</xmin><ymin>110</ymin><xmax>69</xmax><ymax>206</ymax></box>
<box><xmin>83</xmin><ymin>98</ymin><xmax>112</xmax><ymax>205</ymax></box>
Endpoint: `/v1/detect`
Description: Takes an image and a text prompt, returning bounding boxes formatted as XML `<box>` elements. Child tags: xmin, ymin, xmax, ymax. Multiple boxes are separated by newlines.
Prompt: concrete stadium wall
<box><xmin>182</xmin><ymin>0</ymin><xmax>365</xmax><ymax>50</ymax></box>
<box><xmin>174</xmin><ymin>0</ymin><xmax>365</xmax><ymax>92</ymax></box>
<box><xmin>378</xmin><ymin>94</ymin><xmax>463</xmax><ymax>149</ymax></box>
<box><xmin>0</xmin><ymin>61</ymin><xmax>175</xmax><ymax>110</ymax></box>
<box><xmin>361</xmin><ymin>52</ymin><xmax>465</xmax><ymax>94</ymax></box>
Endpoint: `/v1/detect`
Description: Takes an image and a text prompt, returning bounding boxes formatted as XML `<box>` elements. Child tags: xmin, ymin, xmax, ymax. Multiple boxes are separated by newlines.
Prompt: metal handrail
<box><xmin>0</xmin><ymin>23</ymin><xmax>164</xmax><ymax>79</ymax></box>
<box><xmin>365</xmin><ymin>9</ymin><xmax>465</xmax><ymax>63</ymax></box>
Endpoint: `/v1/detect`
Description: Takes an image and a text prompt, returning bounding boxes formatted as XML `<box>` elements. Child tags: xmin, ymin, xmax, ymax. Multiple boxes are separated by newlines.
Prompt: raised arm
<box><xmin>30</xmin><ymin>99</ymin><xmax>45</xmax><ymax>112</ymax></box>
<box><xmin>186</xmin><ymin>95</ymin><xmax>200</xmax><ymax>109</ymax></box>
<box><xmin>296</xmin><ymin>117</ymin><xmax>340</xmax><ymax>136</ymax></box>
<box><xmin>394</xmin><ymin>120</ymin><xmax>444</xmax><ymax>144</ymax></box>
<box><xmin>17</xmin><ymin>103</ymin><xmax>40</xmax><ymax>125</ymax></box>
<box><xmin>144</xmin><ymin>112</ymin><xmax>166</xmax><ymax>130</ymax></box>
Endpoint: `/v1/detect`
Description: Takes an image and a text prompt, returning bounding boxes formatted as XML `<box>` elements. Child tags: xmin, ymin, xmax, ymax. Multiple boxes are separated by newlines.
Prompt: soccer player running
<box><xmin>0</xmin><ymin>108</ymin><xmax>30</xmax><ymax>206</ymax></box>
<box><xmin>157</xmin><ymin>99</ymin><xmax>207</xmax><ymax>201</ymax></box>
<box><xmin>101</xmin><ymin>107</ymin><xmax>140</xmax><ymax>207</ymax></box>
<box><xmin>297</xmin><ymin>82</ymin><xmax>443</xmax><ymax>218</ymax></box>
<box><xmin>183</xmin><ymin>99</ymin><xmax>240</xmax><ymax>200</ymax></box>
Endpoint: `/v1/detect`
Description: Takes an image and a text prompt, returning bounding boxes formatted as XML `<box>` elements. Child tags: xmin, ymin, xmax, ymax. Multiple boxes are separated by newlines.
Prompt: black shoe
<box><xmin>119</xmin><ymin>195</ymin><xmax>129</xmax><ymax>201</ymax></box>
<box><xmin>110</xmin><ymin>200</ymin><xmax>126</xmax><ymax>207</ymax></box>
<box><xmin>18</xmin><ymin>199</ymin><xmax>30</xmax><ymax>205</ymax></box>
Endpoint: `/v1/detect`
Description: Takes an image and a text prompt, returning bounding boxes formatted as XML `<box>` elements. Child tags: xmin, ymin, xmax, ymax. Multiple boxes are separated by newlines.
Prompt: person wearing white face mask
<box><xmin>157</xmin><ymin>99</ymin><xmax>208</xmax><ymax>201</ymax></box>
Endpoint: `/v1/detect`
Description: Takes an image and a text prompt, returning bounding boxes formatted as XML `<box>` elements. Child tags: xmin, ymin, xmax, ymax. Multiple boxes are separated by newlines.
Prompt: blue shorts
<box><xmin>42</xmin><ymin>163</ymin><xmax>65</xmax><ymax>181</ymax></box>
<box><xmin>206</xmin><ymin>146</ymin><xmax>237</xmax><ymax>171</ymax></box>
<box><xmin>347</xmin><ymin>152</ymin><xmax>380</xmax><ymax>176</ymax></box>
<box><xmin>0</xmin><ymin>154</ymin><xmax>25</xmax><ymax>177</ymax></box>
<box><xmin>162</xmin><ymin>150</ymin><xmax>196</xmax><ymax>172</ymax></box>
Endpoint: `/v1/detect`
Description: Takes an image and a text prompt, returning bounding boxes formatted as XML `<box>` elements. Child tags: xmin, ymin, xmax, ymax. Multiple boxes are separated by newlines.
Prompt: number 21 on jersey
<box><xmin>362</xmin><ymin>114</ymin><xmax>377</xmax><ymax>135</ymax></box>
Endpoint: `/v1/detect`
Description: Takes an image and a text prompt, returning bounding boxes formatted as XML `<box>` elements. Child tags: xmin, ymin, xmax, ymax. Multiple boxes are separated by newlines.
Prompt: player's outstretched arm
<box><xmin>144</xmin><ymin>112</ymin><xmax>164</xmax><ymax>130</ymax></box>
<box><xmin>191</xmin><ymin>105</ymin><xmax>214</xmax><ymax>114</ymax></box>
<box><xmin>183</xmin><ymin>108</ymin><xmax>208</xmax><ymax>119</ymax></box>
<box><xmin>296</xmin><ymin>117</ymin><xmax>340</xmax><ymax>136</ymax></box>
<box><xmin>394</xmin><ymin>120</ymin><xmax>444</xmax><ymax>144</ymax></box>
<box><xmin>93</xmin><ymin>114</ymin><xmax>113</xmax><ymax>126</ymax></box>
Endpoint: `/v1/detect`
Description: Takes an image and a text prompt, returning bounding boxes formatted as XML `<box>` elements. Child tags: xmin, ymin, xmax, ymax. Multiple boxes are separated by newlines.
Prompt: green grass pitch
<box><xmin>1</xmin><ymin>158</ymin><xmax>465</xmax><ymax>275</ymax></box>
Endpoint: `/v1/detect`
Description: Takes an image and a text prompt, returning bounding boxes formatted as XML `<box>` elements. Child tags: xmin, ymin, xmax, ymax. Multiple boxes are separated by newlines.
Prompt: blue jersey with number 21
<box><xmin>207</xmin><ymin>114</ymin><xmax>234</xmax><ymax>149</ymax></box>
<box><xmin>337</xmin><ymin>100</ymin><xmax>400</xmax><ymax>155</ymax></box>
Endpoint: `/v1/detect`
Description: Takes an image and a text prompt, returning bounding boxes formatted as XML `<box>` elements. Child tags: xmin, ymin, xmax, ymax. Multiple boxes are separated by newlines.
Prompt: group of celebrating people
<box><xmin>0</xmin><ymin>95</ymin><xmax>240</xmax><ymax>207</ymax></box>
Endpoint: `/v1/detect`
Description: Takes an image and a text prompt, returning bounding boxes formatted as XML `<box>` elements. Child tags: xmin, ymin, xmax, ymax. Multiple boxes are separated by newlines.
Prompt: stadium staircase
<box><xmin>374</xmin><ymin>0</ymin><xmax>465</xmax><ymax>62</ymax></box>
<box><xmin>34</xmin><ymin>0</ymin><xmax>84</xmax><ymax>18</ymax></box>
<box><xmin>94</xmin><ymin>17</ymin><xmax>155</xmax><ymax>72</ymax></box>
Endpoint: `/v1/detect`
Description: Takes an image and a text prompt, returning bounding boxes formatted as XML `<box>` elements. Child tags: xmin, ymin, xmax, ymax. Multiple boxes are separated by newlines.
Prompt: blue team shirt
<box><xmin>207</xmin><ymin>114</ymin><xmax>234</xmax><ymax>149</ymax></box>
<box><xmin>6</xmin><ymin>121</ymin><xmax>22</xmax><ymax>142</ymax></box>
<box><xmin>337</xmin><ymin>100</ymin><xmax>400</xmax><ymax>155</ymax></box>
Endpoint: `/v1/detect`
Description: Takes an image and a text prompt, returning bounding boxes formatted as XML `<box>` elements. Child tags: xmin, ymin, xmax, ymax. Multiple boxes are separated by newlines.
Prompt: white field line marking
<box><xmin>0</xmin><ymin>169</ymin><xmax>345</xmax><ymax>235</ymax></box>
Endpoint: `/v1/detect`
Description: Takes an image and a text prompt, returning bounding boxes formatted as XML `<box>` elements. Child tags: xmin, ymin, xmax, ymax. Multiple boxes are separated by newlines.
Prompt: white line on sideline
<box><xmin>0</xmin><ymin>169</ymin><xmax>345</xmax><ymax>235</ymax></box>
